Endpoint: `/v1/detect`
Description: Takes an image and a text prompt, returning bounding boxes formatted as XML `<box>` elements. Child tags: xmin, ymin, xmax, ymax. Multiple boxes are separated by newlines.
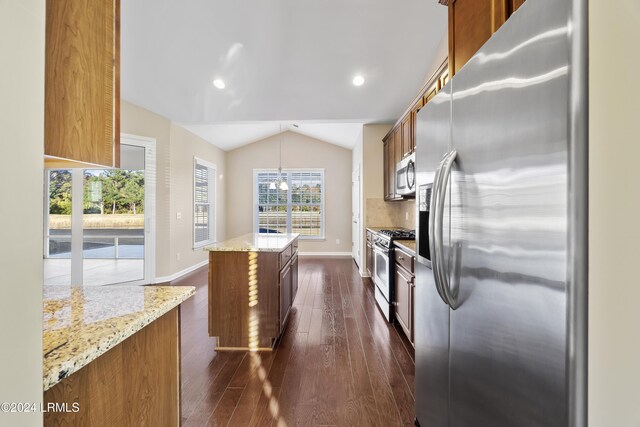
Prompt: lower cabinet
<box><xmin>279</xmin><ymin>247</ymin><xmax>299</xmax><ymax>332</ymax></box>
<box><xmin>394</xmin><ymin>247</ymin><xmax>415</xmax><ymax>344</ymax></box>
<box><xmin>44</xmin><ymin>308</ymin><xmax>180</xmax><ymax>426</ymax></box>
<box><xmin>291</xmin><ymin>254</ymin><xmax>299</xmax><ymax>301</ymax></box>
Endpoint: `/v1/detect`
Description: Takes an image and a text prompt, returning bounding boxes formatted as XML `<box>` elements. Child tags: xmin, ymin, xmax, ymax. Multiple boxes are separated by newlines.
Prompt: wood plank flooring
<box><xmin>170</xmin><ymin>257</ymin><xmax>415</xmax><ymax>427</ymax></box>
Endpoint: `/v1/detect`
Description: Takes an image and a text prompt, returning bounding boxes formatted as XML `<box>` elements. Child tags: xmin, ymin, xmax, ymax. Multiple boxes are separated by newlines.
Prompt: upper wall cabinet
<box><xmin>447</xmin><ymin>0</ymin><xmax>526</xmax><ymax>76</ymax></box>
<box><xmin>382</xmin><ymin>60</ymin><xmax>448</xmax><ymax>201</ymax></box>
<box><xmin>45</xmin><ymin>0</ymin><xmax>120</xmax><ymax>168</ymax></box>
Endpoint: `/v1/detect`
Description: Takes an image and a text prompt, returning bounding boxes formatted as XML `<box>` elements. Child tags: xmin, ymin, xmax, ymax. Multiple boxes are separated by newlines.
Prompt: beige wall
<box><xmin>352</xmin><ymin>128</ymin><xmax>364</xmax><ymax>267</ymax></box>
<box><xmin>121</xmin><ymin>101</ymin><xmax>226</xmax><ymax>278</ymax></box>
<box><xmin>588</xmin><ymin>0</ymin><xmax>640</xmax><ymax>425</ymax></box>
<box><xmin>169</xmin><ymin>124</ymin><xmax>226</xmax><ymax>273</ymax></box>
<box><xmin>421</xmin><ymin>30</ymin><xmax>449</xmax><ymax>87</ymax></box>
<box><xmin>0</xmin><ymin>0</ymin><xmax>45</xmax><ymax>425</ymax></box>
<box><xmin>226</xmin><ymin>131</ymin><xmax>352</xmax><ymax>254</ymax></box>
<box><xmin>363</xmin><ymin>124</ymin><xmax>388</xmax><ymax>201</ymax></box>
<box><xmin>121</xmin><ymin>102</ymin><xmax>173</xmax><ymax>277</ymax></box>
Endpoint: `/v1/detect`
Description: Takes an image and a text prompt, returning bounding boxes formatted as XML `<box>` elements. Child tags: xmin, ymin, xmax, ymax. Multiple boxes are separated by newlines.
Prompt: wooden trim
<box><xmin>113</xmin><ymin>0</ymin><xmax>120</xmax><ymax>168</ymax></box>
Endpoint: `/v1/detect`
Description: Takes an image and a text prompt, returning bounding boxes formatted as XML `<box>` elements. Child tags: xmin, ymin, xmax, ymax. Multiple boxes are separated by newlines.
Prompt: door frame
<box><xmin>352</xmin><ymin>164</ymin><xmax>361</xmax><ymax>266</ymax></box>
<box><xmin>43</xmin><ymin>134</ymin><xmax>157</xmax><ymax>286</ymax></box>
<box><xmin>121</xmin><ymin>133</ymin><xmax>156</xmax><ymax>285</ymax></box>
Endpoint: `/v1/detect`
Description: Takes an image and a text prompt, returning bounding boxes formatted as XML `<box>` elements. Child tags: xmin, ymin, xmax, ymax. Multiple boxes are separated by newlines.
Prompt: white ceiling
<box><xmin>181</xmin><ymin>122</ymin><xmax>364</xmax><ymax>151</ymax></box>
<box><xmin>121</xmin><ymin>0</ymin><xmax>447</xmax><ymax>150</ymax></box>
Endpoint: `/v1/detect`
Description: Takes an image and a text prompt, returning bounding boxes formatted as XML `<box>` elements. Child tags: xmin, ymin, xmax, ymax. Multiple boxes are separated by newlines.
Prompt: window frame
<box><xmin>253</xmin><ymin>168</ymin><xmax>325</xmax><ymax>240</ymax></box>
<box><xmin>193</xmin><ymin>157</ymin><xmax>217</xmax><ymax>249</ymax></box>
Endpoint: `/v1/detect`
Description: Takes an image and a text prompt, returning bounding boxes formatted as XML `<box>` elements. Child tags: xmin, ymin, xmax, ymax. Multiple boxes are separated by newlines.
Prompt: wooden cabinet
<box><xmin>383</xmin><ymin>126</ymin><xmax>404</xmax><ymax>201</ymax></box>
<box><xmin>393</xmin><ymin>127</ymin><xmax>402</xmax><ymax>168</ymax></box>
<box><xmin>45</xmin><ymin>0</ymin><xmax>120</xmax><ymax>168</ymax></box>
<box><xmin>44</xmin><ymin>308</ymin><xmax>180</xmax><ymax>426</ymax></box>
<box><xmin>366</xmin><ymin>231</ymin><xmax>375</xmax><ymax>277</ymax></box>
<box><xmin>401</xmin><ymin>114</ymin><xmax>413</xmax><ymax>157</ymax></box>
<box><xmin>509</xmin><ymin>0</ymin><xmax>526</xmax><ymax>14</ymax></box>
<box><xmin>279</xmin><ymin>260</ymin><xmax>293</xmax><ymax>331</ymax></box>
<box><xmin>394</xmin><ymin>247</ymin><xmax>415</xmax><ymax>344</ymax></box>
<box><xmin>382</xmin><ymin>61</ymin><xmax>448</xmax><ymax>201</ymax></box>
<box><xmin>279</xmin><ymin>242</ymin><xmax>299</xmax><ymax>333</ymax></box>
<box><xmin>209</xmin><ymin>238</ymin><xmax>299</xmax><ymax>350</ymax></box>
<box><xmin>447</xmin><ymin>0</ymin><xmax>526</xmax><ymax>76</ymax></box>
<box><xmin>291</xmin><ymin>254</ymin><xmax>299</xmax><ymax>302</ymax></box>
<box><xmin>383</xmin><ymin>135</ymin><xmax>398</xmax><ymax>201</ymax></box>
<box><xmin>410</xmin><ymin>98</ymin><xmax>425</xmax><ymax>155</ymax></box>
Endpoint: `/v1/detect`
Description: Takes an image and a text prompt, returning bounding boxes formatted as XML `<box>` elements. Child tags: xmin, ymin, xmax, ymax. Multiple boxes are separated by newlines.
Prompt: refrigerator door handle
<box><xmin>431</xmin><ymin>149</ymin><xmax>458</xmax><ymax>309</ymax></box>
<box><xmin>429</xmin><ymin>153</ymin><xmax>448</xmax><ymax>306</ymax></box>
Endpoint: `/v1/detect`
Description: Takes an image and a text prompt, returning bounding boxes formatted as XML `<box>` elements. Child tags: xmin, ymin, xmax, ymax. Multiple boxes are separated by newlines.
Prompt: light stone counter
<box><xmin>394</xmin><ymin>239</ymin><xmax>416</xmax><ymax>255</ymax></box>
<box><xmin>43</xmin><ymin>285</ymin><xmax>194</xmax><ymax>391</ymax></box>
<box><xmin>204</xmin><ymin>232</ymin><xmax>299</xmax><ymax>252</ymax></box>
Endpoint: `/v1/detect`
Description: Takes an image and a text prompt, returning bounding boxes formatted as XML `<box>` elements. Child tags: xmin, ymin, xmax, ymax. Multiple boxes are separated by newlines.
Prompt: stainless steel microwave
<box><xmin>396</xmin><ymin>153</ymin><xmax>416</xmax><ymax>196</ymax></box>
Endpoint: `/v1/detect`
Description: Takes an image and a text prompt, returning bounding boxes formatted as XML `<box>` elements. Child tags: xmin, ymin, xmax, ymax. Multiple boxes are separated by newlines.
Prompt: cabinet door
<box><xmin>508</xmin><ymin>0</ymin><xmax>526</xmax><ymax>15</ymax></box>
<box><xmin>387</xmin><ymin>136</ymin><xmax>397</xmax><ymax>199</ymax></box>
<box><xmin>291</xmin><ymin>255</ymin><xmax>299</xmax><ymax>304</ymax></box>
<box><xmin>401</xmin><ymin>114</ymin><xmax>412</xmax><ymax>157</ymax></box>
<box><xmin>410</xmin><ymin>98</ymin><xmax>425</xmax><ymax>154</ymax></box>
<box><xmin>366</xmin><ymin>241</ymin><xmax>374</xmax><ymax>276</ymax></box>
<box><xmin>439</xmin><ymin>67</ymin><xmax>450</xmax><ymax>90</ymax></box>
<box><xmin>394</xmin><ymin>265</ymin><xmax>412</xmax><ymax>339</ymax></box>
<box><xmin>383</xmin><ymin>140</ymin><xmax>390</xmax><ymax>200</ymax></box>
<box><xmin>409</xmin><ymin>281</ymin><xmax>415</xmax><ymax>343</ymax></box>
<box><xmin>448</xmin><ymin>0</ymin><xmax>508</xmax><ymax>76</ymax></box>
<box><xmin>279</xmin><ymin>263</ymin><xmax>292</xmax><ymax>331</ymax></box>
<box><xmin>45</xmin><ymin>0</ymin><xmax>120</xmax><ymax>168</ymax></box>
<box><xmin>424</xmin><ymin>80</ymin><xmax>438</xmax><ymax>105</ymax></box>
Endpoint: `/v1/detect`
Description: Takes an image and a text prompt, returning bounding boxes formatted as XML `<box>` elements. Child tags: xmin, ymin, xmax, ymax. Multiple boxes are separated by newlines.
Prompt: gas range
<box><xmin>374</xmin><ymin>229</ymin><xmax>416</xmax><ymax>250</ymax></box>
<box><xmin>372</xmin><ymin>228</ymin><xmax>415</xmax><ymax>323</ymax></box>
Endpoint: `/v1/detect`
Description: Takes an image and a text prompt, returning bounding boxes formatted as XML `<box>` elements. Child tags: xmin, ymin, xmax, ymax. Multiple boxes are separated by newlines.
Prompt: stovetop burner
<box><xmin>378</xmin><ymin>229</ymin><xmax>415</xmax><ymax>240</ymax></box>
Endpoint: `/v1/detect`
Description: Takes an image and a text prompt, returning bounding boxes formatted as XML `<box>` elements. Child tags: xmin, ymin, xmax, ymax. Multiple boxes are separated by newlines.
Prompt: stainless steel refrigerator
<box><xmin>414</xmin><ymin>0</ymin><xmax>588</xmax><ymax>425</ymax></box>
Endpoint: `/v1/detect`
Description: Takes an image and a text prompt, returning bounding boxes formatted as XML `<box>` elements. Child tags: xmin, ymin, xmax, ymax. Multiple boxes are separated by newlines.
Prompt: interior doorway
<box><xmin>44</xmin><ymin>135</ymin><xmax>156</xmax><ymax>286</ymax></box>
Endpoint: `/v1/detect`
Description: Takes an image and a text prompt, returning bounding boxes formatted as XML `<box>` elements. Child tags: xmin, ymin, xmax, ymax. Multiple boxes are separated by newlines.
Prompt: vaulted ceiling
<box><xmin>121</xmin><ymin>0</ymin><xmax>447</xmax><ymax>149</ymax></box>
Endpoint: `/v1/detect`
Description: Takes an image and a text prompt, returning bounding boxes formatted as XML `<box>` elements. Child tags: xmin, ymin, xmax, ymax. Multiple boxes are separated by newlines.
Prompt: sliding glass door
<box><xmin>44</xmin><ymin>140</ymin><xmax>154</xmax><ymax>286</ymax></box>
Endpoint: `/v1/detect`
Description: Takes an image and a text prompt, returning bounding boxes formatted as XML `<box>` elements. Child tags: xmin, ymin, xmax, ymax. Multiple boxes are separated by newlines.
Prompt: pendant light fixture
<box><xmin>270</xmin><ymin>124</ymin><xmax>288</xmax><ymax>191</ymax></box>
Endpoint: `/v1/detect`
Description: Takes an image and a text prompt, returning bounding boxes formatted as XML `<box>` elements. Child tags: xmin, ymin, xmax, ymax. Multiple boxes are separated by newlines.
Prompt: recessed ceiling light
<box><xmin>353</xmin><ymin>75</ymin><xmax>365</xmax><ymax>86</ymax></box>
<box><xmin>213</xmin><ymin>79</ymin><xmax>226</xmax><ymax>89</ymax></box>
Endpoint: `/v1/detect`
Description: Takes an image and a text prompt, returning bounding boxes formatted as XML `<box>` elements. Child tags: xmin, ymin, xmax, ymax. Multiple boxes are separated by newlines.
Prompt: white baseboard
<box><xmin>153</xmin><ymin>260</ymin><xmax>208</xmax><ymax>284</ymax></box>
<box><xmin>298</xmin><ymin>252</ymin><xmax>353</xmax><ymax>257</ymax></box>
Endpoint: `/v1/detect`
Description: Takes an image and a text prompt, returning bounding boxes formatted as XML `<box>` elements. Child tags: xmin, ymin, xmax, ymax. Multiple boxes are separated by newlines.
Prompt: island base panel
<box><xmin>43</xmin><ymin>307</ymin><xmax>180</xmax><ymax>427</ymax></box>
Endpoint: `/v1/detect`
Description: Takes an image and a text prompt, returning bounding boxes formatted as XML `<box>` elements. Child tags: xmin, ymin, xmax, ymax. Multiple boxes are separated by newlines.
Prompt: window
<box><xmin>254</xmin><ymin>169</ymin><xmax>324</xmax><ymax>239</ymax></box>
<box><xmin>194</xmin><ymin>158</ymin><xmax>216</xmax><ymax>248</ymax></box>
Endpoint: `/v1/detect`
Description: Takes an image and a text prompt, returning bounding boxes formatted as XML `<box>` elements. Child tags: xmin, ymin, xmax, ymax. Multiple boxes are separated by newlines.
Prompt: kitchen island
<box><xmin>43</xmin><ymin>285</ymin><xmax>194</xmax><ymax>426</ymax></box>
<box><xmin>205</xmin><ymin>233</ymin><xmax>299</xmax><ymax>350</ymax></box>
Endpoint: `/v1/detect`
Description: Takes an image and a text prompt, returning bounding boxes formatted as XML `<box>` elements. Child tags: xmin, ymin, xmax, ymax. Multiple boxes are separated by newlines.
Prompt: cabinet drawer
<box><xmin>394</xmin><ymin>248</ymin><xmax>414</xmax><ymax>273</ymax></box>
<box><xmin>292</xmin><ymin>239</ymin><xmax>299</xmax><ymax>255</ymax></box>
<box><xmin>280</xmin><ymin>244</ymin><xmax>292</xmax><ymax>269</ymax></box>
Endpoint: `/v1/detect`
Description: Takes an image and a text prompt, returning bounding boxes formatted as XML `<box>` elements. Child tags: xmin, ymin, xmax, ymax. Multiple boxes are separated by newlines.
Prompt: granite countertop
<box><xmin>43</xmin><ymin>285</ymin><xmax>195</xmax><ymax>391</ymax></box>
<box><xmin>204</xmin><ymin>233</ymin><xmax>299</xmax><ymax>252</ymax></box>
<box><xmin>394</xmin><ymin>239</ymin><xmax>416</xmax><ymax>255</ymax></box>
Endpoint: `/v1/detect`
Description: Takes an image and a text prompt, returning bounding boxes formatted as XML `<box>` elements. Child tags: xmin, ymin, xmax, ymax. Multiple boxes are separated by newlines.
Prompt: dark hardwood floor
<box><xmin>170</xmin><ymin>257</ymin><xmax>415</xmax><ymax>427</ymax></box>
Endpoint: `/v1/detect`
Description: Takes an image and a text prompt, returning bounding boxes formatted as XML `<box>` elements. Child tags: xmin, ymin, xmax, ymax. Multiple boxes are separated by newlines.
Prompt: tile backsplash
<box><xmin>366</xmin><ymin>198</ymin><xmax>416</xmax><ymax>230</ymax></box>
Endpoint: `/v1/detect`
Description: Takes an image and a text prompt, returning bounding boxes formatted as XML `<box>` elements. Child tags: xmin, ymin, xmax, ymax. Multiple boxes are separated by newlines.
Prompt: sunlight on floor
<box><xmin>247</xmin><ymin>251</ymin><xmax>287</xmax><ymax>427</ymax></box>
<box><xmin>44</xmin><ymin>259</ymin><xmax>144</xmax><ymax>286</ymax></box>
